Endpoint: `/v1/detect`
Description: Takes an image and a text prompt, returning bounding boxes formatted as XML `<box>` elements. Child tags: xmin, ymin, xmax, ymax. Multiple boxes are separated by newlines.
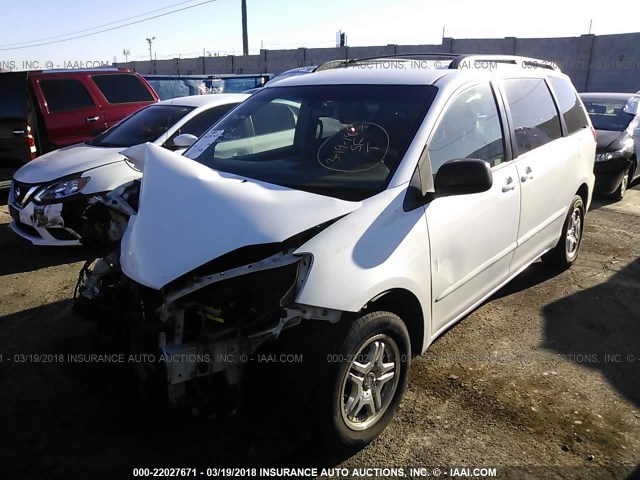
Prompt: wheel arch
<box><xmin>576</xmin><ymin>182</ymin><xmax>590</xmax><ymax>209</ymax></box>
<box><xmin>360</xmin><ymin>288</ymin><xmax>425</xmax><ymax>357</ymax></box>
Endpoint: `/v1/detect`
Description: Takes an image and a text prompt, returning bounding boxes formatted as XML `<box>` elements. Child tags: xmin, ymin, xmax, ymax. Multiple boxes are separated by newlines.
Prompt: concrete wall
<box><xmin>587</xmin><ymin>33</ymin><xmax>640</xmax><ymax>93</ymax></box>
<box><xmin>117</xmin><ymin>32</ymin><xmax>640</xmax><ymax>92</ymax></box>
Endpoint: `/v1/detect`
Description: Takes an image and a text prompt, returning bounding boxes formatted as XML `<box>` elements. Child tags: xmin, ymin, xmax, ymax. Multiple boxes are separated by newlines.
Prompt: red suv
<box><xmin>0</xmin><ymin>68</ymin><xmax>158</xmax><ymax>164</ymax></box>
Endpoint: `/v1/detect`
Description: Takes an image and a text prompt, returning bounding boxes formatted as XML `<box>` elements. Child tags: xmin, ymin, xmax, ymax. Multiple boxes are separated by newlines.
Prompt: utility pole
<box><xmin>241</xmin><ymin>0</ymin><xmax>249</xmax><ymax>55</ymax></box>
<box><xmin>146</xmin><ymin>37</ymin><xmax>155</xmax><ymax>61</ymax></box>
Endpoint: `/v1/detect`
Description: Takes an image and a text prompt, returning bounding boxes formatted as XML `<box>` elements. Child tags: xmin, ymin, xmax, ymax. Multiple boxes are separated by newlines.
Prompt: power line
<box><xmin>0</xmin><ymin>0</ymin><xmax>216</xmax><ymax>51</ymax></box>
<box><xmin>0</xmin><ymin>0</ymin><xmax>204</xmax><ymax>48</ymax></box>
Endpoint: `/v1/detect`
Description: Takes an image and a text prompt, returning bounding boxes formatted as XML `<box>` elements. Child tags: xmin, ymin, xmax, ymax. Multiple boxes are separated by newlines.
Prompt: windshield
<box><xmin>88</xmin><ymin>105</ymin><xmax>194</xmax><ymax>147</ymax></box>
<box><xmin>185</xmin><ymin>84</ymin><xmax>436</xmax><ymax>201</ymax></box>
<box><xmin>583</xmin><ymin>98</ymin><xmax>635</xmax><ymax>131</ymax></box>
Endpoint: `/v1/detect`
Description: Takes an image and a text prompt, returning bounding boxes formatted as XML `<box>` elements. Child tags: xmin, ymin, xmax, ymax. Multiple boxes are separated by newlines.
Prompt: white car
<box><xmin>75</xmin><ymin>55</ymin><xmax>595</xmax><ymax>447</ymax></box>
<box><xmin>8</xmin><ymin>94</ymin><xmax>249</xmax><ymax>246</ymax></box>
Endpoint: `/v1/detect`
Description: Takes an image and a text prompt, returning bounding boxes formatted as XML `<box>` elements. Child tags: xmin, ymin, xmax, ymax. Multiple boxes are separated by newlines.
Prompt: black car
<box><xmin>581</xmin><ymin>93</ymin><xmax>640</xmax><ymax>200</ymax></box>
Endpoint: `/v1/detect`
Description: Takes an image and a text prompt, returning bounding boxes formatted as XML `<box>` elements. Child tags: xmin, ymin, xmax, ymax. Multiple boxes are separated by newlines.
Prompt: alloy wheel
<box><xmin>339</xmin><ymin>334</ymin><xmax>401</xmax><ymax>431</ymax></box>
<box><xmin>566</xmin><ymin>207</ymin><xmax>582</xmax><ymax>258</ymax></box>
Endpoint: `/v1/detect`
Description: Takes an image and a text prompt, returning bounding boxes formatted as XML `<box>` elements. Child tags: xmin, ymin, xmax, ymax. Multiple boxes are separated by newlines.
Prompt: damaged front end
<box><xmin>73</xmin><ymin>179</ymin><xmax>141</xmax><ymax>326</ymax></box>
<box><xmin>73</xmin><ymin>181</ymin><xmax>341</xmax><ymax>409</ymax></box>
<box><xmin>145</xmin><ymin>248</ymin><xmax>339</xmax><ymax>407</ymax></box>
<box><xmin>73</xmin><ymin>143</ymin><xmax>359</xmax><ymax>411</ymax></box>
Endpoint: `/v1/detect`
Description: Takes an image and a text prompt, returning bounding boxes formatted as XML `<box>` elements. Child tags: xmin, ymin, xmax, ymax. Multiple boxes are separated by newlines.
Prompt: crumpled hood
<box><xmin>120</xmin><ymin>143</ymin><xmax>361</xmax><ymax>290</ymax></box>
<box><xmin>595</xmin><ymin>130</ymin><xmax>630</xmax><ymax>152</ymax></box>
<box><xmin>14</xmin><ymin>143</ymin><xmax>125</xmax><ymax>184</ymax></box>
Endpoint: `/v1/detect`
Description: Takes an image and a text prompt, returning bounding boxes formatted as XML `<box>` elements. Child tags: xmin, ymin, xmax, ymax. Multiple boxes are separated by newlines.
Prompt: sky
<box><xmin>1</xmin><ymin>0</ymin><xmax>639</xmax><ymax>70</ymax></box>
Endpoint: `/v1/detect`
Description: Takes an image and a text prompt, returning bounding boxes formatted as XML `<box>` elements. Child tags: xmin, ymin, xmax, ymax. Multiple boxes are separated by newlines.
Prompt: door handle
<box><xmin>86</xmin><ymin>116</ymin><xmax>100</xmax><ymax>123</ymax></box>
<box><xmin>520</xmin><ymin>166</ymin><xmax>533</xmax><ymax>182</ymax></box>
<box><xmin>12</xmin><ymin>129</ymin><xmax>25</xmax><ymax>136</ymax></box>
<box><xmin>502</xmin><ymin>177</ymin><xmax>516</xmax><ymax>192</ymax></box>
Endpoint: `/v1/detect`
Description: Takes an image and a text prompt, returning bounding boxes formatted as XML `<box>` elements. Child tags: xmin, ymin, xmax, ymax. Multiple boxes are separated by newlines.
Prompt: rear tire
<box><xmin>542</xmin><ymin>195</ymin><xmax>584</xmax><ymax>270</ymax></box>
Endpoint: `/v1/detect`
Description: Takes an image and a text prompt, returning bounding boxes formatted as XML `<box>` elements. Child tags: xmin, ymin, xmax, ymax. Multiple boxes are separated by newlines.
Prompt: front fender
<box><xmin>295</xmin><ymin>186</ymin><xmax>431</xmax><ymax>347</ymax></box>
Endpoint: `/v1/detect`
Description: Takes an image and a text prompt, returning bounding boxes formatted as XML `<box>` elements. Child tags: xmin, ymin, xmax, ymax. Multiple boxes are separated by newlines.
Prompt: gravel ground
<box><xmin>0</xmin><ymin>186</ymin><xmax>639</xmax><ymax>480</ymax></box>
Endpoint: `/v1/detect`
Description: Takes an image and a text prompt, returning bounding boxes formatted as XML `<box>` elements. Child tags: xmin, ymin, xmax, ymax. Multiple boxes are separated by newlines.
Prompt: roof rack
<box><xmin>316</xmin><ymin>53</ymin><xmax>460</xmax><ymax>71</ymax></box>
<box><xmin>450</xmin><ymin>55</ymin><xmax>558</xmax><ymax>71</ymax></box>
<box><xmin>317</xmin><ymin>53</ymin><xmax>559</xmax><ymax>72</ymax></box>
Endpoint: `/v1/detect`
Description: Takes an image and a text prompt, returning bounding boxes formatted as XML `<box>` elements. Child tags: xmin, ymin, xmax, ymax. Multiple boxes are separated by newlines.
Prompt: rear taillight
<box><xmin>591</xmin><ymin>126</ymin><xmax>597</xmax><ymax>142</ymax></box>
<box><xmin>26</xmin><ymin>121</ymin><xmax>36</xmax><ymax>160</ymax></box>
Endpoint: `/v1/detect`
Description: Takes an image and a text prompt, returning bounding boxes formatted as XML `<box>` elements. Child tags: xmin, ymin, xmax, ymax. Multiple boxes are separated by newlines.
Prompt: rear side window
<box><xmin>39</xmin><ymin>79</ymin><xmax>95</xmax><ymax>113</ymax></box>
<box><xmin>503</xmin><ymin>78</ymin><xmax>562</xmax><ymax>156</ymax></box>
<box><xmin>429</xmin><ymin>83</ymin><xmax>505</xmax><ymax>172</ymax></box>
<box><xmin>91</xmin><ymin>74</ymin><xmax>155</xmax><ymax>104</ymax></box>
<box><xmin>549</xmin><ymin>76</ymin><xmax>589</xmax><ymax>135</ymax></box>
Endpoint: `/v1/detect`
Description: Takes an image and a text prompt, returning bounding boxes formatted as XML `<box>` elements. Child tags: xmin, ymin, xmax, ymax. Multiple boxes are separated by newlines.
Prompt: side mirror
<box><xmin>434</xmin><ymin>158</ymin><xmax>493</xmax><ymax>197</ymax></box>
<box><xmin>171</xmin><ymin>133</ymin><xmax>198</xmax><ymax>149</ymax></box>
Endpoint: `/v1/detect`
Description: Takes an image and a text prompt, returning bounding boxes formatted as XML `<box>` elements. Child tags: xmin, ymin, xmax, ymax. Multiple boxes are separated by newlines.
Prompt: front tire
<box><xmin>317</xmin><ymin>311</ymin><xmax>411</xmax><ymax>448</ymax></box>
<box><xmin>542</xmin><ymin>195</ymin><xmax>584</xmax><ymax>270</ymax></box>
<box><xmin>611</xmin><ymin>167</ymin><xmax>630</xmax><ymax>202</ymax></box>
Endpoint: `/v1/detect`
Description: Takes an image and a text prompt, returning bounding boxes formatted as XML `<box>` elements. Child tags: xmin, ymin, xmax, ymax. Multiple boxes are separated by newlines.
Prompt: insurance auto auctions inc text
<box><xmin>238</xmin><ymin>466</ymin><xmax>497</xmax><ymax>478</ymax></box>
<box><xmin>1</xmin><ymin>60</ymin><xmax>111</xmax><ymax>71</ymax></box>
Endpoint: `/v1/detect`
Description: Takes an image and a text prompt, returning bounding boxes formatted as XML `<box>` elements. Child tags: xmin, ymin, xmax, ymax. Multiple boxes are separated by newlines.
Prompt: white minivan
<box><xmin>75</xmin><ymin>55</ymin><xmax>595</xmax><ymax>448</ymax></box>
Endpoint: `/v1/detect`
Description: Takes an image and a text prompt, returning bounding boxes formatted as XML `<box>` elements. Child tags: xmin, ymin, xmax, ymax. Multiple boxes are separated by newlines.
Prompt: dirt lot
<box><xmin>0</xmin><ymin>185</ymin><xmax>639</xmax><ymax>480</ymax></box>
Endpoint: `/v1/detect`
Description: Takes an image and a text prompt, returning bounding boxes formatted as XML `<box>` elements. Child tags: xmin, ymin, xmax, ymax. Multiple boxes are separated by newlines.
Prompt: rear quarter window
<box><xmin>91</xmin><ymin>74</ymin><xmax>155</xmax><ymax>104</ymax></box>
<box><xmin>503</xmin><ymin>78</ymin><xmax>562</xmax><ymax>156</ymax></box>
<box><xmin>39</xmin><ymin>78</ymin><xmax>95</xmax><ymax>113</ymax></box>
<box><xmin>549</xmin><ymin>76</ymin><xmax>589</xmax><ymax>135</ymax></box>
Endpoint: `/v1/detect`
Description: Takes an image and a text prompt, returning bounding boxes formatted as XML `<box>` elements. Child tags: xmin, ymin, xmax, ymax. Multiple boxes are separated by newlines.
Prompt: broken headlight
<box><xmin>34</xmin><ymin>176</ymin><xmax>90</xmax><ymax>204</ymax></box>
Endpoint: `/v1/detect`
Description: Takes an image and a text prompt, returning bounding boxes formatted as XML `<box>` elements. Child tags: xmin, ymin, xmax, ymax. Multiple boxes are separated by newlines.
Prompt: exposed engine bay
<box><xmin>73</xmin><ymin>180</ymin><xmax>340</xmax><ymax>410</ymax></box>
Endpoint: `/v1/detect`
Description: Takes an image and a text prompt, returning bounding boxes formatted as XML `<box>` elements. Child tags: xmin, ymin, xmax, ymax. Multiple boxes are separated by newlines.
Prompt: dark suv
<box><xmin>0</xmin><ymin>68</ymin><xmax>158</xmax><ymax>164</ymax></box>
